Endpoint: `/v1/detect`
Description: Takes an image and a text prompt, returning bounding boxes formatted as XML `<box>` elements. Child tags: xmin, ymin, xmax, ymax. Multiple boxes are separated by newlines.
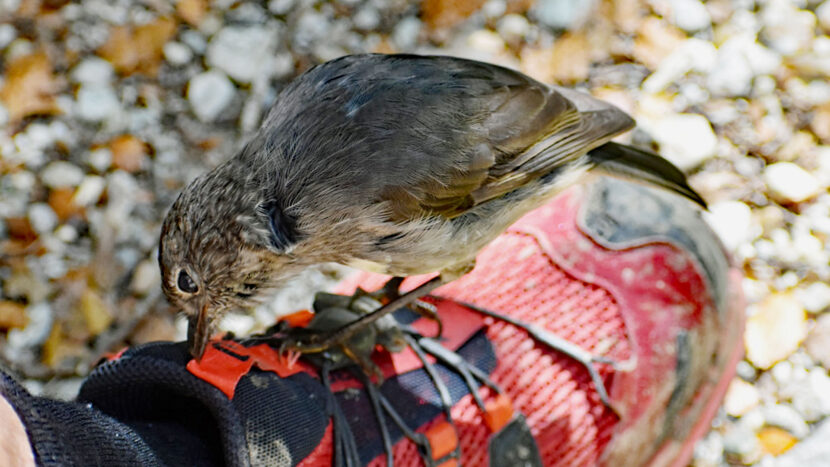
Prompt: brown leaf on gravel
<box><xmin>422</xmin><ymin>0</ymin><xmax>487</xmax><ymax>29</ymax></box>
<box><xmin>131</xmin><ymin>314</ymin><xmax>178</xmax><ymax>344</ymax></box>
<box><xmin>97</xmin><ymin>17</ymin><xmax>177</xmax><ymax>76</ymax></box>
<box><xmin>520</xmin><ymin>32</ymin><xmax>593</xmax><ymax>84</ymax></box>
<box><xmin>811</xmin><ymin>102</ymin><xmax>830</xmax><ymax>144</ymax></box>
<box><xmin>5</xmin><ymin>217</ymin><xmax>38</xmax><ymax>243</ymax></box>
<box><xmin>0</xmin><ymin>51</ymin><xmax>62</xmax><ymax>124</ymax></box>
<box><xmin>757</xmin><ymin>427</ymin><xmax>797</xmax><ymax>456</ymax></box>
<box><xmin>504</xmin><ymin>0</ymin><xmax>533</xmax><ymax>14</ymax></box>
<box><xmin>42</xmin><ymin>321</ymin><xmax>84</xmax><ymax>368</ymax></box>
<box><xmin>80</xmin><ymin>289</ymin><xmax>112</xmax><ymax>335</ymax></box>
<box><xmin>610</xmin><ymin>0</ymin><xmax>644</xmax><ymax>34</ymax></box>
<box><xmin>176</xmin><ymin>0</ymin><xmax>207</xmax><ymax>27</ymax></box>
<box><xmin>633</xmin><ymin>17</ymin><xmax>686</xmax><ymax>70</ymax></box>
<box><xmin>0</xmin><ymin>301</ymin><xmax>27</xmax><ymax>330</ymax></box>
<box><xmin>109</xmin><ymin>135</ymin><xmax>149</xmax><ymax>173</ymax></box>
<box><xmin>48</xmin><ymin>188</ymin><xmax>84</xmax><ymax>221</ymax></box>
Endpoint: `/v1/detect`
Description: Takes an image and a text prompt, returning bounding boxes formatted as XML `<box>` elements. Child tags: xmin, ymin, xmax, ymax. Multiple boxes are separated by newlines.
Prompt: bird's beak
<box><xmin>187</xmin><ymin>300</ymin><xmax>211</xmax><ymax>360</ymax></box>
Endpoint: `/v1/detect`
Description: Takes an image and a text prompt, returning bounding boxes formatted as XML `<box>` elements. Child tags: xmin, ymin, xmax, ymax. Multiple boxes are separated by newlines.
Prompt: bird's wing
<box><xmin>262</xmin><ymin>54</ymin><xmax>634</xmax><ymax>221</ymax></box>
<box><xmin>364</xmin><ymin>56</ymin><xmax>634</xmax><ymax>220</ymax></box>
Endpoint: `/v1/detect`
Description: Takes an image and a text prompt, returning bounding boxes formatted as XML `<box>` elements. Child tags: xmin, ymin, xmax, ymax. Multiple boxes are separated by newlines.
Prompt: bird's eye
<box><xmin>177</xmin><ymin>270</ymin><xmax>198</xmax><ymax>294</ymax></box>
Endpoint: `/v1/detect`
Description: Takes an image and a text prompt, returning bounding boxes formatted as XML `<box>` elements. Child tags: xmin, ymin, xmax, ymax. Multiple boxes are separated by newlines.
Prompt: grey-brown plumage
<box><xmin>159</xmin><ymin>54</ymin><xmax>705</xmax><ymax>359</ymax></box>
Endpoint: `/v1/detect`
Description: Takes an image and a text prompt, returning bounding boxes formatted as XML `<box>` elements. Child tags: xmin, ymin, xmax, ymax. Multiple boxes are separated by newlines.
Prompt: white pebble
<box><xmin>745</xmin><ymin>294</ymin><xmax>807</xmax><ymax>369</ymax></box>
<box><xmin>724</xmin><ymin>378</ymin><xmax>760</xmax><ymax>417</ymax></box>
<box><xmin>704</xmin><ymin>201</ymin><xmax>756</xmax><ymax>251</ymax></box>
<box><xmin>71</xmin><ymin>57</ymin><xmax>114</xmax><ymax>85</ymax></box>
<box><xmin>105</xmin><ymin>171</ymin><xmax>139</xmax><ymax>229</ymax></box>
<box><xmin>533</xmin><ymin>0</ymin><xmax>596</xmax><ymax>30</ymax></box>
<box><xmin>207</xmin><ymin>26</ymin><xmax>279</xmax><ymax>83</ymax></box>
<box><xmin>9</xmin><ymin>171</ymin><xmax>35</xmax><ymax>192</ymax></box>
<box><xmin>467</xmin><ymin>30</ymin><xmax>506</xmax><ymax>55</ymax></box>
<box><xmin>272</xmin><ymin>52</ymin><xmax>295</xmax><ymax>80</ymax></box>
<box><xmin>762</xmin><ymin>403</ymin><xmax>810</xmax><ymax>439</ymax></box>
<box><xmin>0</xmin><ymin>23</ymin><xmax>16</xmax><ymax>49</ymax></box>
<box><xmin>641</xmin><ymin>113</ymin><xmax>718</xmax><ymax>170</ymax></box>
<box><xmin>130</xmin><ymin>259</ymin><xmax>160</xmax><ymax>296</ymax></box>
<box><xmin>187</xmin><ymin>70</ymin><xmax>236</xmax><ymax>123</ymax></box>
<box><xmin>219</xmin><ymin>313</ymin><xmax>257</xmax><ymax>336</ymax></box>
<box><xmin>72</xmin><ymin>175</ymin><xmax>106</xmax><ymax>207</ymax></box>
<box><xmin>791</xmin><ymin>369</ymin><xmax>830</xmax><ymax>421</ymax></box>
<box><xmin>179</xmin><ymin>30</ymin><xmax>207</xmax><ymax>54</ymax></box>
<box><xmin>761</xmin><ymin>0</ymin><xmax>816</xmax><ymax>55</ymax></box>
<box><xmin>353</xmin><ymin>6</ymin><xmax>380</xmax><ymax>31</ymax></box>
<box><xmin>643</xmin><ymin>38</ymin><xmax>716</xmax><ymax>93</ymax></box>
<box><xmin>707</xmin><ymin>33</ymin><xmax>781</xmax><ymax>97</ymax></box>
<box><xmin>0</xmin><ymin>103</ymin><xmax>8</xmax><ymax>129</ymax></box>
<box><xmin>268</xmin><ymin>0</ymin><xmax>295</xmax><ymax>15</ymax></box>
<box><xmin>797</xmin><ymin>282</ymin><xmax>830</xmax><ymax>313</ymax></box>
<box><xmin>163</xmin><ymin>41</ymin><xmax>193</xmax><ymax>66</ymax></box>
<box><xmin>76</xmin><ymin>85</ymin><xmax>121</xmax><ymax>122</ymax></box>
<box><xmin>86</xmin><ymin>147</ymin><xmax>112</xmax><ymax>172</ymax></box>
<box><xmin>40</xmin><ymin>161</ymin><xmax>84</xmax><ymax>188</ymax></box>
<box><xmin>764</xmin><ymin>162</ymin><xmax>821</xmax><ymax>203</ymax></box>
<box><xmin>482</xmin><ymin>0</ymin><xmax>506</xmax><ymax>18</ymax></box>
<box><xmin>27</xmin><ymin>203</ymin><xmax>58</xmax><ymax>234</ymax></box>
<box><xmin>393</xmin><ymin>17</ymin><xmax>421</xmax><ymax>51</ymax></box>
<box><xmin>498</xmin><ymin>14</ymin><xmax>530</xmax><ymax>42</ymax></box>
<box><xmin>54</xmin><ymin>224</ymin><xmax>78</xmax><ymax>243</ymax></box>
<box><xmin>668</xmin><ymin>0</ymin><xmax>711</xmax><ymax>32</ymax></box>
<box><xmin>818</xmin><ymin>1</ymin><xmax>830</xmax><ymax>31</ymax></box>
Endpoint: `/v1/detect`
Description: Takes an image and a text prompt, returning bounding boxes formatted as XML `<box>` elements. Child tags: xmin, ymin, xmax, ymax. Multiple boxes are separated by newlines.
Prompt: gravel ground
<box><xmin>1</xmin><ymin>0</ymin><xmax>830</xmax><ymax>465</ymax></box>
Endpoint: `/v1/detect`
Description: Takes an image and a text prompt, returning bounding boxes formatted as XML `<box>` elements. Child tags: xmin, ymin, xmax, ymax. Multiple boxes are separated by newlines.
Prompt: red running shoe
<box><xmin>83</xmin><ymin>177</ymin><xmax>743</xmax><ymax>467</ymax></box>
<box><xmin>334</xmin><ymin>177</ymin><xmax>745</xmax><ymax>467</ymax></box>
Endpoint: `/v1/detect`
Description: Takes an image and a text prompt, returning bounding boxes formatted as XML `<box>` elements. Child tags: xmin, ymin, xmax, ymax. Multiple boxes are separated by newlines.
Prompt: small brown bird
<box><xmin>159</xmin><ymin>54</ymin><xmax>704</xmax><ymax>359</ymax></box>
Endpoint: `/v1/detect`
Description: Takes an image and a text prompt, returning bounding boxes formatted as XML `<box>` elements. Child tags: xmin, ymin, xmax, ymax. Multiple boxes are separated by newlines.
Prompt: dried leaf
<box><xmin>633</xmin><ymin>17</ymin><xmax>686</xmax><ymax>69</ymax></box>
<box><xmin>109</xmin><ymin>135</ymin><xmax>148</xmax><ymax>173</ymax></box>
<box><xmin>0</xmin><ymin>301</ymin><xmax>27</xmax><ymax>330</ymax></box>
<box><xmin>504</xmin><ymin>0</ymin><xmax>533</xmax><ymax>14</ymax></box>
<box><xmin>97</xmin><ymin>17</ymin><xmax>177</xmax><ymax>76</ymax></box>
<box><xmin>0</xmin><ymin>51</ymin><xmax>61</xmax><ymax>123</ymax></box>
<box><xmin>811</xmin><ymin>102</ymin><xmax>830</xmax><ymax>144</ymax></box>
<box><xmin>131</xmin><ymin>314</ymin><xmax>178</xmax><ymax>344</ymax></box>
<box><xmin>757</xmin><ymin>427</ymin><xmax>797</xmax><ymax>456</ymax></box>
<box><xmin>80</xmin><ymin>289</ymin><xmax>112</xmax><ymax>335</ymax></box>
<box><xmin>48</xmin><ymin>188</ymin><xmax>83</xmax><ymax>220</ymax></box>
<box><xmin>4</xmin><ymin>217</ymin><xmax>38</xmax><ymax>242</ymax></box>
<box><xmin>520</xmin><ymin>32</ymin><xmax>592</xmax><ymax>84</ymax></box>
<box><xmin>610</xmin><ymin>0</ymin><xmax>644</xmax><ymax>34</ymax></box>
<box><xmin>177</xmin><ymin>0</ymin><xmax>207</xmax><ymax>27</ymax></box>
<box><xmin>422</xmin><ymin>0</ymin><xmax>487</xmax><ymax>29</ymax></box>
<box><xmin>42</xmin><ymin>321</ymin><xmax>64</xmax><ymax>367</ymax></box>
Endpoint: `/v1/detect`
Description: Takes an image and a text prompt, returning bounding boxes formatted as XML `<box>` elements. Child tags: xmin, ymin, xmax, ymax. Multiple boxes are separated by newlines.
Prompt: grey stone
<box><xmin>187</xmin><ymin>70</ymin><xmax>236</xmax><ymax>122</ymax></box>
<box><xmin>268</xmin><ymin>0</ymin><xmax>295</xmax><ymax>15</ymax></box>
<box><xmin>533</xmin><ymin>0</ymin><xmax>596</xmax><ymax>30</ymax></box>
<box><xmin>0</xmin><ymin>23</ymin><xmax>17</xmax><ymax>49</ymax></box>
<box><xmin>641</xmin><ymin>113</ymin><xmax>718</xmax><ymax>170</ymax></box>
<box><xmin>392</xmin><ymin>17</ymin><xmax>421</xmax><ymax>51</ymax></box>
<box><xmin>206</xmin><ymin>25</ymin><xmax>279</xmax><ymax>83</ymax></box>
<box><xmin>774</xmin><ymin>420</ymin><xmax>830</xmax><ymax>467</ymax></box>
<box><xmin>40</xmin><ymin>161</ymin><xmax>84</xmax><ymax>188</ymax></box>
<box><xmin>27</xmin><ymin>203</ymin><xmax>58</xmax><ymax>234</ymax></box>
<box><xmin>669</xmin><ymin>0</ymin><xmax>711</xmax><ymax>32</ymax></box>
<box><xmin>76</xmin><ymin>85</ymin><xmax>121</xmax><ymax>122</ymax></box>
<box><xmin>163</xmin><ymin>41</ymin><xmax>193</xmax><ymax>66</ymax></box>
<box><xmin>762</xmin><ymin>403</ymin><xmax>810</xmax><ymax>438</ymax></box>
<box><xmin>71</xmin><ymin>57</ymin><xmax>114</xmax><ymax>85</ymax></box>
<box><xmin>353</xmin><ymin>6</ymin><xmax>380</xmax><ymax>31</ymax></box>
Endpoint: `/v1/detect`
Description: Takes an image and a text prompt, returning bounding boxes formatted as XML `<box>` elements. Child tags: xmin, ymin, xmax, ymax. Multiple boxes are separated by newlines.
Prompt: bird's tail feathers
<box><xmin>587</xmin><ymin>142</ymin><xmax>707</xmax><ymax>209</ymax></box>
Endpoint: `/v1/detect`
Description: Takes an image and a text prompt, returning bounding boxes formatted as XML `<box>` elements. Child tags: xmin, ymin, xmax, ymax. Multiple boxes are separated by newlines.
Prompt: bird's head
<box><xmin>158</xmin><ymin>169</ymin><xmax>307</xmax><ymax>359</ymax></box>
